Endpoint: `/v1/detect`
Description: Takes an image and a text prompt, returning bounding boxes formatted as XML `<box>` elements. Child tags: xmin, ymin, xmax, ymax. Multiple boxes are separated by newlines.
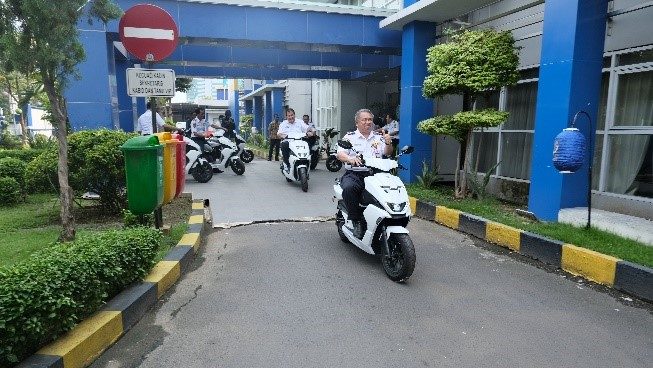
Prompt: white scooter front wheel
<box><xmin>381</xmin><ymin>232</ymin><xmax>416</xmax><ymax>282</ymax></box>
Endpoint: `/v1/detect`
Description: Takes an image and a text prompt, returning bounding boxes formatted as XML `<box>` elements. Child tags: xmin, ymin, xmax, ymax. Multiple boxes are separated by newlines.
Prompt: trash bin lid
<box><xmin>121</xmin><ymin>135</ymin><xmax>162</xmax><ymax>151</ymax></box>
<box><xmin>154</xmin><ymin>132</ymin><xmax>172</xmax><ymax>143</ymax></box>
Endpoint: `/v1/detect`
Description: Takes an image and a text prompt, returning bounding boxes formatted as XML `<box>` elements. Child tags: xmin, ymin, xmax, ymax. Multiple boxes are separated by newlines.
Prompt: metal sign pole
<box><xmin>147</xmin><ymin>59</ymin><xmax>163</xmax><ymax>229</ymax></box>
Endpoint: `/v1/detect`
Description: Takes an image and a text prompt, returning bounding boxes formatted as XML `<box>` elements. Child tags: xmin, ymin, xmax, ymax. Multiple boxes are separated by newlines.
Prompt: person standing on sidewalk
<box><xmin>137</xmin><ymin>102</ymin><xmax>177</xmax><ymax>135</ymax></box>
<box><xmin>268</xmin><ymin>114</ymin><xmax>281</xmax><ymax>161</ymax></box>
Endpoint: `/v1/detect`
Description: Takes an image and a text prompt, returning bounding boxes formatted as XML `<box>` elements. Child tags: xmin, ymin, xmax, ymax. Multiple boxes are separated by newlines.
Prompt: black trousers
<box><xmin>268</xmin><ymin>139</ymin><xmax>280</xmax><ymax>160</ymax></box>
<box><xmin>281</xmin><ymin>140</ymin><xmax>290</xmax><ymax>165</ymax></box>
<box><xmin>341</xmin><ymin>170</ymin><xmax>370</xmax><ymax>222</ymax></box>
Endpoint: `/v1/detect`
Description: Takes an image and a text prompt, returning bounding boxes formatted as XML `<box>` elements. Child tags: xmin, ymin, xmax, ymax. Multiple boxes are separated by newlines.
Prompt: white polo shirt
<box><xmin>278</xmin><ymin>119</ymin><xmax>310</xmax><ymax>138</ymax></box>
<box><xmin>337</xmin><ymin>130</ymin><xmax>387</xmax><ymax>171</ymax></box>
<box><xmin>137</xmin><ymin>110</ymin><xmax>165</xmax><ymax>135</ymax></box>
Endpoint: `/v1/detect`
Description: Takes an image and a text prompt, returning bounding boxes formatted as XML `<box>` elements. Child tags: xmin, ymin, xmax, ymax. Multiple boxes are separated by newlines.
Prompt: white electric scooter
<box><xmin>280</xmin><ymin>132</ymin><xmax>312</xmax><ymax>192</ymax></box>
<box><xmin>182</xmin><ymin>136</ymin><xmax>214</xmax><ymax>183</ymax></box>
<box><xmin>206</xmin><ymin>129</ymin><xmax>246</xmax><ymax>175</ymax></box>
<box><xmin>333</xmin><ymin>140</ymin><xmax>416</xmax><ymax>282</ymax></box>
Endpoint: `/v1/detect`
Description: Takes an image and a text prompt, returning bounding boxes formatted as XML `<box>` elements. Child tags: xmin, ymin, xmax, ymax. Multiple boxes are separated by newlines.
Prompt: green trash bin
<box><xmin>121</xmin><ymin>135</ymin><xmax>164</xmax><ymax>215</ymax></box>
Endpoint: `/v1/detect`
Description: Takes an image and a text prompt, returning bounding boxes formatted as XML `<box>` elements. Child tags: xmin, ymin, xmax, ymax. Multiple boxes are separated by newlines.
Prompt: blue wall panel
<box><xmin>111</xmin><ymin>1</ymin><xmax>401</xmax><ymax>49</ymax></box>
<box><xmin>66</xmin><ymin>30</ymin><xmax>113</xmax><ymax>130</ymax></box>
<box><xmin>398</xmin><ymin>21</ymin><xmax>436</xmax><ymax>183</ymax></box>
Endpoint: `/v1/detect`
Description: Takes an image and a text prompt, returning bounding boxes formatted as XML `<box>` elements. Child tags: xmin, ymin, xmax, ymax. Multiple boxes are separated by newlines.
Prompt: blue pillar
<box><xmin>398</xmin><ymin>21</ymin><xmax>436</xmax><ymax>183</ymax></box>
<box><xmin>230</xmin><ymin>90</ymin><xmax>240</xmax><ymax>131</ymax></box>
<box><xmin>271</xmin><ymin>88</ymin><xmax>284</xmax><ymax>121</ymax></box>
<box><xmin>65</xmin><ymin>30</ymin><xmax>114</xmax><ymax>131</ymax></box>
<box><xmin>263</xmin><ymin>91</ymin><xmax>273</xmax><ymax>138</ymax></box>
<box><xmin>528</xmin><ymin>0</ymin><xmax>608</xmax><ymax>221</ymax></box>
<box><xmin>253</xmin><ymin>96</ymin><xmax>263</xmax><ymax>132</ymax></box>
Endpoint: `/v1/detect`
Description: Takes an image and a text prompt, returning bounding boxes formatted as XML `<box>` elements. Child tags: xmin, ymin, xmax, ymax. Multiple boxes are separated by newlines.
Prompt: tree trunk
<box><xmin>42</xmin><ymin>72</ymin><xmax>75</xmax><ymax>241</ymax></box>
<box><xmin>19</xmin><ymin>113</ymin><xmax>28</xmax><ymax>147</ymax></box>
<box><xmin>454</xmin><ymin>144</ymin><xmax>462</xmax><ymax>198</ymax></box>
<box><xmin>460</xmin><ymin>129</ymin><xmax>473</xmax><ymax>198</ymax></box>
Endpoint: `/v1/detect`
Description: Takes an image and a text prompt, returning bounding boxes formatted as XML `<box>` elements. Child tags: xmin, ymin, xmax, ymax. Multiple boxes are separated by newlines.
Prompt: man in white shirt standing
<box><xmin>137</xmin><ymin>102</ymin><xmax>177</xmax><ymax>135</ymax></box>
<box><xmin>384</xmin><ymin>112</ymin><xmax>400</xmax><ymax>154</ymax></box>
<box><xmin>277</xmin><ymin>107</ymin><xmax>315</xmax><ymax>172</ymax></box>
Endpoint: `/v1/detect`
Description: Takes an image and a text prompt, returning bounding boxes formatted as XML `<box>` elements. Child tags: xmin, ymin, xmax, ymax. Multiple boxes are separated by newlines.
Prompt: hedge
<box><xmin>0</xmin><ymin>149</ymin><xmax>44</xmax><ymax>163</ymax></box>
<box><xmin>0</xmin><ymin>227</ymin><xmax>162</xmax><ymax>366</ymax></box>
<box><xmin>0</xmin><ymin>177</ymin><xmax>21</xmax><ymax>206</ymax></box>
<box><xmin>0</xmin><ymin>157</ymin><xmax>27</xmax><ymax>189</ymax></box>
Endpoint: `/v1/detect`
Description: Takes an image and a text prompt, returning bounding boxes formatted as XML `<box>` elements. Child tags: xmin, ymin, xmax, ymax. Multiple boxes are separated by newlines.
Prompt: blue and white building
<box><xmin>67</xmin><ymin>0</ymin><xmax>652</xmax><ymax>221</ymax></box>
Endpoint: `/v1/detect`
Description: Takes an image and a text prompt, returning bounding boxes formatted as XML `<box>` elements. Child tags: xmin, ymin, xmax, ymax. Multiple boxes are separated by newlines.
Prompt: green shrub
<box><xmin>0</xmin><ymin>227</ymin><xmax>162</xmax><ymax>365</ymax></box>
<box><xmin>0</xmin><ymin>148</ymin><xmax>44</xmax><ymax>163</ymax></box>
<box><xmin>25</xmin><ymin>149</ymin><xmax>59</xmax><ymax>193</ymax></box>
<box><xmin>0</xmin><ymin>157</ymin><xmax>27</xmax><ymax>188</ymax></box>
<box><xmin>416</xmin><ymin>161</ymin><xmax>441</xmax><ymax>189</ymax></box>
<box><xmin>29</xmin><ymin>134</ymin><xmax>55</xmax><ymax>150</ymax></box>
<box><xmin>0</xmin><ymin>130</ymin><xmax>22</xmax><ymax>150</ymax></box>
<box><xmin>0</xmin><ymin>177</ymin><xmax>21</xmax><ymax>205</ymax></box>
<box><xmin>67</xmin><ymin>129</ymin><xmax>136</xmax><ymax>212</ymax></box>
<box><xmin>123</xmin><ymin>209</ymin><xmax>154</xmax><ymax>228</ymax></box>
<box><xmin>24</xmin><ymin>129</ymin><xmax>137</xmax><ymax>210</ymax></box>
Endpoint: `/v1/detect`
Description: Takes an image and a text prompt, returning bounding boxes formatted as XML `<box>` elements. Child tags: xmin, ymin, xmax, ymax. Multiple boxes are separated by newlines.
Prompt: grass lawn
<box><xmin>407</xmin><ymin>183</ymin><xmax>653</xmax><ymax>269</ymax></box>
<box><xmin>0</xmin><ymin>194</ymin><xmax>191</xmax><ymax>268</ymax></box>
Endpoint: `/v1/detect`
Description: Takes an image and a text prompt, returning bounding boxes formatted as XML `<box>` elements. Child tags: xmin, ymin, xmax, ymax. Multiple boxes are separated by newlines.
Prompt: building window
<box><xmin>472</xmin><ymin>72</ymin><xmax>538</xmax><ymax>181</ymax></box>
<box><xmin>605</xmin><ymin>134</ymin><xmax>652</xmax><ymax>197</ymax></box>
<box><xmin>216</xmin><ymin>88</ymin><xmax>227</xmax><ymax>100</ymax></box>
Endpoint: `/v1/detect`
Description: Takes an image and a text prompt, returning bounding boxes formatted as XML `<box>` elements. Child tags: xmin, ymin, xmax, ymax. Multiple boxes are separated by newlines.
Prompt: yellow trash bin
<box><xmin>154</xmin><ymin>132</ymin><xmax>177</xmax><ymax>204</ymax></box>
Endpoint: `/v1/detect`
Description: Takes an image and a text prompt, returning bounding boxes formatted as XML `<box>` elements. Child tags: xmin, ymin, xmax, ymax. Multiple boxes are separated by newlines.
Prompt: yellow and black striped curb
<box><xmin>409</xmin><ymin>197</ymin><xmax>653</xmax><ymax>303</ymax></box>
<box><xmin>18</xmin><ymin>198</ymin><xmax>211</xmax><ymax>368</ymax></box>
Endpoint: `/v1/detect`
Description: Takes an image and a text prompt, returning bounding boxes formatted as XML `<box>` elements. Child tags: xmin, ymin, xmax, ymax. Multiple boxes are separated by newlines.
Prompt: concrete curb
<box><xmin>409</xmin><ymin>197</ymin><xmax>653</xmax><ymax>303</ymax></box>
<box><xmin>18</xmin><ymin>197</ymin><xmax>211</xmax><ymax>368</ymax></box>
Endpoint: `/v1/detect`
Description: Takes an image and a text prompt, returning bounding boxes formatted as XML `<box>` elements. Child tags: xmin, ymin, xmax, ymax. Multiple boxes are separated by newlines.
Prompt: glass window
<box><xmin>471</xmin><ymin>132</ymin><xmax>498</xmax><ymax>173</ymax></box>
<box><xmin>614</xmin><ymin>70</ymin><xmax>653</xmax><ymax>127</ymax></box>
<box><xmin>597</xmin><ymin>73</ymin><xmax>609</xmax><ymax>130</ymax></box>
<box><xmin>475</xmin><ymin>90</ymin><xmax>500</xmax><ymax>110</ymax></box>
<box><xmin>520</xmin><ymin>68</ymin><xmax>540</xmax><ymax>80</ymax></box>
<box><xmin>603</xmin><ymin>56</ymin><xmax>612</xmax><ymax>68</ymax></box>
<box><xmin>499</xmin><ymin>132</ymin><xmax>533</xmax><ymax>179</ymax></box>
<box><xmin>605</xmin><ymin>134</ymin><xmax>653</xmax><ymax>198</ymax></box>
<box><xmin>592</xmin><ymin>134</ymin><xmax>603</xmax><ymax>190</ymax></box>
<box><xmin>504</xmin><ymin>81</ymin><xmax>538</xmax><ymax>130</ymax></box>
<box><xmin>617</xmin><ymin>49</ymin><xmax>653</xmax><ymax>66</ymax></box>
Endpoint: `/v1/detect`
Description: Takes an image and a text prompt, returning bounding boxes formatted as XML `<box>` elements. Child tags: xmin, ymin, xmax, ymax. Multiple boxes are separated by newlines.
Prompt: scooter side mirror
<box><xmin>401</xmin><ymin>146</ymin><xmax>415</xmax><ymax>154</ymax></box>
<box><xmin>337</xmin><ymin>140</ymin><xmax>352</xmax><ymax>150</ymax></box>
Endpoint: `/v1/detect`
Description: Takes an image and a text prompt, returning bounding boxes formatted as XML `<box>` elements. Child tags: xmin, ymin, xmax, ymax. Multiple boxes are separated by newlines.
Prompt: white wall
<box><xmin>284</xmin><ymin>80</ymin><xmax>312</xmax><ymax>118</ymax></box>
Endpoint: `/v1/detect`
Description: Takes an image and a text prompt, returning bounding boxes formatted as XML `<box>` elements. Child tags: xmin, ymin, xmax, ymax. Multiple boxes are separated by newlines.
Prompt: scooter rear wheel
<box><xmin>192</xmin><ymin>162</ymin><xmax>213</xmax><ymax>183</ymax></box>
<box><xmin>326</xmin><ymin>156</ymin><xmax>342</xmax><ymax>172</ymax></box>
<box><xmin>231</xmin><ymin>158</ymin><xmax>245</xmax><ymax>175</ymax></box>
<box><xmin>381</xmin><ymin>233</ymin><xmax>416</xmax><ymax>282</ymax></box>
<box><xmin>240</xmin><ymin>150</ymin><xmax>254</xmax><ymax>163</ymax></box>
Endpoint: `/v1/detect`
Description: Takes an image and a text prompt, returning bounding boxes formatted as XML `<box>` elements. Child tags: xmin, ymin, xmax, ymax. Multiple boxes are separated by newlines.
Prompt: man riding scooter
<box><xmin>336</xmin><ymin>109</ymin><xmax>393</xmax><ymax>239</ymax></box>
<box><xmin>278</xmin><ymin>108</ymin><xmax>316</xmax><ymax>173</ymax></box>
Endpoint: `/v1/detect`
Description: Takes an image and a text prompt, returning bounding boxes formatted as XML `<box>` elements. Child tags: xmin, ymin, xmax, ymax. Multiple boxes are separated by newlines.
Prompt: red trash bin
<box><xmin>171</xmin><ymin>133</ymin><xmax>186</xmax><ymax>197</ymax></box>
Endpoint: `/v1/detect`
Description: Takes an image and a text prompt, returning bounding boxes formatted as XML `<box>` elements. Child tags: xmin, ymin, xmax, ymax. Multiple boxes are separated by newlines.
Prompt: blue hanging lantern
<box><xmin>552</xmin><ymin>127</ymin><xmax>586</xmax><ymax>173</ymax></box>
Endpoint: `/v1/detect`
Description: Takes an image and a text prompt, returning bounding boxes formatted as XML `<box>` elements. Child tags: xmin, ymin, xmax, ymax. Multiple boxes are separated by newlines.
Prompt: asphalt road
<box><xmin>185</xmin><ymin>157</ymin><xmax>341</xmax><ymax>226</ymax></box>
<box><xmin>91</xmin><ymin>158</ymin><xmax>653</xmax><ymax>368</ymax></box>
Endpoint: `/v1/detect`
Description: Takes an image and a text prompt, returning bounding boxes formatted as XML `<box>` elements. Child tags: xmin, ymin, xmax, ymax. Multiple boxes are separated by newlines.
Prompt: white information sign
<box><xmin>126</xmin><ymin>68</ymin><xmax>176</xmax><ymax>97</ymax></box>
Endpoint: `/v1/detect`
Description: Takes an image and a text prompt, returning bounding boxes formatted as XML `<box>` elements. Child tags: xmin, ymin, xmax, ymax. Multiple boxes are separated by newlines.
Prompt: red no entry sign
<box><xmin>118</xmin><ymin>4</ymin><xmax>179</xmax><ymax>62</ymax></box>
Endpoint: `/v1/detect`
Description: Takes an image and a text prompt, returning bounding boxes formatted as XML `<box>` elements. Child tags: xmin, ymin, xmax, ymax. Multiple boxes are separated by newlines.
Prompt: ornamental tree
<box><xmin>417</xmin><ymin>29</ymin><xmax>519</xmax><ymax>197</ymax></box>
<box><xmin>0</xmin><ymin>0</ymin><xmax>122</xmax><ymax>240</ymax></box>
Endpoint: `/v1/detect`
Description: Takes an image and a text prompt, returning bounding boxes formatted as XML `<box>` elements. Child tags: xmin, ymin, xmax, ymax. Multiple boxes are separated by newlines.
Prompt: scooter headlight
<box><xmin>386</xmin><ymin>202</ymin><xmax>406</xmax><ymax>212</ymax></box>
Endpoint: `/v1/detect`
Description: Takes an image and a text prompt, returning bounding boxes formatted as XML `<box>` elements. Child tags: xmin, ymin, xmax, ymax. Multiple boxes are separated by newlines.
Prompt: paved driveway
<box><xmin>184</xmin><ymin>157</ymin><xmax>341</xmax><ymax>226</ymax></box>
